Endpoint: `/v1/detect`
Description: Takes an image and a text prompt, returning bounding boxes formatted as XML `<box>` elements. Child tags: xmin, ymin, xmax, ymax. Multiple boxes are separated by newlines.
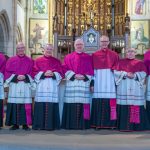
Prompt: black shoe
<box><xmin>22</xmin><ymin>125</ymin><xmax>31</xmax><ymax>131</ymax></box>
<box><xmin>10</xmin><ymin>125</ymin><xmax>19</xmax><ymax>130</ymax></box>
<box><xmin>95</xmin><ymin>127</ymin><xmax>100</xmax><ymax>131</ymax></box>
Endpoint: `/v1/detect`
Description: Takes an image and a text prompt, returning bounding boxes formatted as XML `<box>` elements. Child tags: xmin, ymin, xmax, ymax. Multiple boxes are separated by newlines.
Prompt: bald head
<box><xmin>16</xmin><ymin>42</ymin><xmax>25</xmax><ymax>57</ymax></box>
<box><xmin>100</xmin><ymin>35</ymin><xmax>110</xmax><ymax>50</ymax></box>
<box><xmin>17</xmin><ymin>42</ymin><xmax>25</xmax><ymax>49</ymax></box>
<box><xmin>126</xmin><ymin>48</ymin><xmax>136</xmax><ymax>53</ymax></box>
<box><xmin>74</xmin><ymin>39</ymin><xmax>84</xmax><ymax>46</ymax></box>
<box><xmin>100</xmin><ymin>35</ymin><xmax>109</xmax><ymax>41</ymax></box>
<box><xmin>44</xmin><ymin>43</ymin><xmax>54</xmax><ymax>57</ymax></box>
<box><xmin>44</xmin><ymin>44</ymin><xmax>54</xmax><ymax>51</ymax></box>
<box><xmin>74</xmin><ymin>39</ymin><xmax>84</xmax><ymax>53</ymax></box>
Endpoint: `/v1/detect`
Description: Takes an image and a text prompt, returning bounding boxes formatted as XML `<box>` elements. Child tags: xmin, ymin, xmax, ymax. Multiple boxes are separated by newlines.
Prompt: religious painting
<box><xmin>134</xmin><ymin>0</ymin><xmax>146</xmax><ymax>15</ymax></box>
<box><xmin>130</xmin><ymin>0</ymin><xmax>150</xmax><ymax>19</ymax></box>
<box><xmin>87</xmin><ymin>33</ymin><xmax>96</xmax><ymax>44</ymax></box>
<box><xmin>31</xmin><ymin>53</ymin><xmax>43</xmax><ymax>59</ymax></box>
<box><xmin>80</xmin><ymin>27</ymin><xmax>100</xmax><ymax>54</ymax></box>
<box><xmin>29</xmin><ymin>18</ymin><xmax>48</xmax><ymax>49</ymax></box>
<box><xmin>33</xmin><ymin>0</ymin><xmax>48</xmax><ymax>14</ymax></box>
<box><xmin>131</xmin><ymin>21</ymin><xmax>149</xmax><ymax>54</ymax></box>
<box><xmin>30</xmin><ymin>43</ymin><xmax>44</xmax><ymax>55</ymax></box>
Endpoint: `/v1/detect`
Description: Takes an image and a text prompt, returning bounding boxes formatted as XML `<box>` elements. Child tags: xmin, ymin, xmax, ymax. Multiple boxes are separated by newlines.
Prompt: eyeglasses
<box><xmin>17</xmin><ymin>47</ymin><xmax>25</xmax><ymax>49</ymax></box>
<box><xmin>46</xmin><ymin>48</ymin><xmax>53</xmax><ymax>51</ymax></box>
<box><xmin>76</xmin><ymin>43</ymin><xmax>84</xmax><ymax>45</ymax></box>
<box><xmin>127</xmin><ymin>50</ymin><xmax>135</xmax><ymax>53</ymax></box>
<box><xmin>100</xmin><ymin>41</ymin><xmax>109</xmax><ymax>42</ymax></box>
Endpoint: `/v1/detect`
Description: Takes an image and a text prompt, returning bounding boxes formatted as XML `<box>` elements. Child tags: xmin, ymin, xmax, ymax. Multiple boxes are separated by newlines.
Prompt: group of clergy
<box><xmin>0</xmin><ymin>35</ymin><xmax>150</xmax><ymax>132</ymax></box>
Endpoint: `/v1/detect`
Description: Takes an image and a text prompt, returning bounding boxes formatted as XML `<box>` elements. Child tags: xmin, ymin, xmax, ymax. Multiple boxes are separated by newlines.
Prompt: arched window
<box><xmin>0</xmin><ymin>10</ymin><xmax>11</xmax><ymax>54</ymax></box>
<box><xmin>0</xmin><ymin>23</ymin><xmax>4</xmax><ymax>53</ymax></box>
<box><xmin>16</xmin><ymin>24</ymin><xmax>23</xmax><ymax>44</ymax></box>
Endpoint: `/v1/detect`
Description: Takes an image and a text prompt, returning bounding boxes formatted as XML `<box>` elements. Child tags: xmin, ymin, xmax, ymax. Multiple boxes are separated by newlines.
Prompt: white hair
<box><xmin>44</xmin><ymin>43</ymin><xmax>54</xmax><ymax>50</ymax></box>
<box><xmin>74</xmin><ymin>39</ymin><xmax>84</xmax><ymax>47</ymax></box>
<box><xmin>126</xmin><ymin>48</ymin><xmax>136</xmax><ymax>53</ymax></box>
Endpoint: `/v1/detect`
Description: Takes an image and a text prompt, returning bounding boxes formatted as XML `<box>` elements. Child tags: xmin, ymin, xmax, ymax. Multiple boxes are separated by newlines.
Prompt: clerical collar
<box><xmin>75</xmin><ymin>51</ymin><xmax>83</xmax><ymax>54</ymax></box>
<box><xmin>44</xmin><ymin>55</ymin><xmax>52</xmax><ymax>58</ymax></box>
<box><xmin>17</xmin><ymin>54</ymin><xmax>25</xmax><ymax>58</ymax></box>
<box><xmin>101</xmin><ymin>49</ymin><xmax>108</xmax><ymax>52</ymax></box>
<box><xmin>126</xmin><ymin>58</ymin><xmax>135</xmax><ymax>60</ymax></box>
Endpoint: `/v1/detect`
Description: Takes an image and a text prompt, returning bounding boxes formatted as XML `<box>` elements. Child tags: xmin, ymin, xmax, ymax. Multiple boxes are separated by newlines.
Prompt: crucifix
<box><xmin>89</xmin><ymin>7</ymin><xmax>94</xmax><ymax>26</ymax></box>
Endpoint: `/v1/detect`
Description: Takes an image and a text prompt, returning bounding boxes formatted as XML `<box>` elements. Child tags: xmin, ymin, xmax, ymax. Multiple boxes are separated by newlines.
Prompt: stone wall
<box><xmin>0</xmin><ymin>0</ymin><xmax>16</xmax><ymax>56</ymax></box>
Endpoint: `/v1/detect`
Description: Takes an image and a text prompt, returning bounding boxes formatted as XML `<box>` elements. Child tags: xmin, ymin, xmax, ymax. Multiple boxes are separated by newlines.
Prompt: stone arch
<box><xmin>0</xmin><ymin>10</ymin><xmax>11</xmax><ymax>54</ymax></box>
<box><xmin>16</xmin><ymin>23</ymin><xmax>23</xmax><ymax>44</ymax></box>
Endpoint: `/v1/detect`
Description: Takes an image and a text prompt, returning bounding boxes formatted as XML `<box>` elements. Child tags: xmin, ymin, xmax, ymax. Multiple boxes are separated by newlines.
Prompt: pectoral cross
<box><xmin>128</xmin><ymin>87</ymin><xmax>134</xmax><ymax>94</ymax></box>
<box><xmin>19</xmin><ymin>89</ymin><xmax>23</xmax><ymax>96</ymax></box>
<box><xmin>47</xmin><ymin>86</ymin><xmax>50</xmax><ymax>90</ymax></box>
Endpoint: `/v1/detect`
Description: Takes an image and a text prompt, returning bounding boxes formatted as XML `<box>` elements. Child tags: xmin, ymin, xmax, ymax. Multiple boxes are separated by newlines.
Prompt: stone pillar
<box><xmin>24</xmin><ymin>0</ymin><xmax>29</xmax><ymax>55</ymax></box>
<box><xmin>12</xmin><ymin>0</ymin><xmax>17</xmax><ymax>56</ymax></box>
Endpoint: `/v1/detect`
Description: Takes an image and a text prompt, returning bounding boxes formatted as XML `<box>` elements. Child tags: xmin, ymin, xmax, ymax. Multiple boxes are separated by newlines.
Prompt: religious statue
<box><xmin>125</xmin><ymin>13</ymin><xmax>130</xmax><ymax>34</ymax></box>
<box><xmin>53</xmin><ymin>14</ymin><xmax>58</xmax><ymax>32</ymax></box>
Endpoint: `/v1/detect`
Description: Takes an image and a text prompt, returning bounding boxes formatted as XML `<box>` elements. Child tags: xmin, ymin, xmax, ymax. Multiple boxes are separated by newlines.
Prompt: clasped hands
<box><xmin>127</xmin><ymin>72</ymin><xmax>134</xmax><ymax>79</ymax></box>
<box><xmin>75</xmin><ymin>74</ymin><xmax>85</xmax><ymax>80</ymax></box>
<box><xmin>44</xmin><ymin>70</ymin><xmax>54</xmax><ymax>77</ymax></box>
<box><xmin>17</xmin><ymin>75</ymin><xmax>25</xmax><ymax>81</ymax></box>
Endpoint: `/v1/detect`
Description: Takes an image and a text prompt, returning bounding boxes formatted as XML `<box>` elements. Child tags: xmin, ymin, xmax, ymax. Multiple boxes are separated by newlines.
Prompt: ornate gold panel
<box><xmin>54</xmin><ymin>0</ymin><xmax>126</xmax><ymax>36</ymax></box>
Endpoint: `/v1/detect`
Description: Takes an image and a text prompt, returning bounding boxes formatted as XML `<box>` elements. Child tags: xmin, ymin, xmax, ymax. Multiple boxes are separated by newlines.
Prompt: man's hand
<box><xmin>127</xmin><ymin>72</ymin><xmax>134</xmax><ymax>79</ymax></box>
<box><xmin>90</xmin><ymin>86</ymin><xmax>94</xmax><ymax>93</ymax></box>
<box><xmin>17</xmin><ymin>75</ymin><xmax>25</xmax><ymax>80</ymax></box>
<box><xmin>45</xmin><ymin>70</ymin><xmax>54</xmax><ymax>77</ymax></box>
<box><xmin>75</xmin><ymin>74</ymin><xmax>85</xmax><ymax>80</ymax></box>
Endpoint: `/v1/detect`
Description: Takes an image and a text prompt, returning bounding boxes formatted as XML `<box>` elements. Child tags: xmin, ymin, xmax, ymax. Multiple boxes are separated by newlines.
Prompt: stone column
<box><xmin>12</xmin><ymin>0</ymin><xmax>17</xmax><ymax>56</ymax></box>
